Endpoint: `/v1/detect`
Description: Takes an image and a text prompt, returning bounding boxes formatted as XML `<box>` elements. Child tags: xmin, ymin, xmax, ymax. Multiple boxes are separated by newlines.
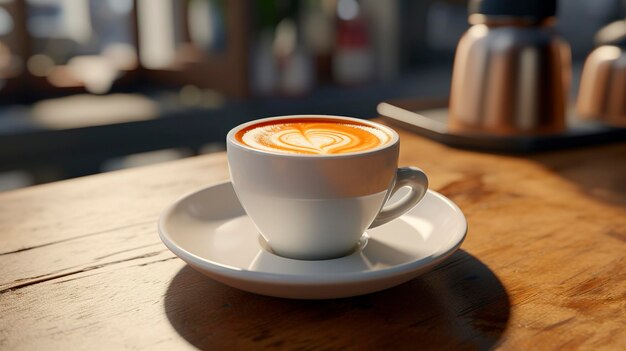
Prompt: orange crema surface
<box><xmin>235</xmin><ymin>118</ymin><xmax>392</xmax><ymax>155</ymax></box>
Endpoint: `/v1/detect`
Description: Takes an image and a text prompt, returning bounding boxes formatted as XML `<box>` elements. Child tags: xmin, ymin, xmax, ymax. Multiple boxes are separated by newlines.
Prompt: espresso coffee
<box><xmin>235</xmin><ymin>118</ymin><xmax>391</xmax><ymax>155</ymax></box>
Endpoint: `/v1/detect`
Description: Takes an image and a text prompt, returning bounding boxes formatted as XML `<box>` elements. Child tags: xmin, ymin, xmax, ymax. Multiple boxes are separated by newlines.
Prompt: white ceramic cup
<box><xmin>226</xmin><ymin>115</ymin><xmax>428</xmax><ymax>260</ymax></box>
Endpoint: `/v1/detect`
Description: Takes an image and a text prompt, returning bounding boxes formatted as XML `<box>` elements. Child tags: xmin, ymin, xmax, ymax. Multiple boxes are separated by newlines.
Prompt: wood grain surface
<box><xmin>0</xmin><ymin>126</ymin><xmax>625</xmax><ymax>350</ymax></box>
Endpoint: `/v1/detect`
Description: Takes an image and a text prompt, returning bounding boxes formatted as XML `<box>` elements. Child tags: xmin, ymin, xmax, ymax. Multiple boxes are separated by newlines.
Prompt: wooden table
<box><xmin>1</xmin><ymin>126</ymin><xmax>625</xmax><ymax>350</ymax></box>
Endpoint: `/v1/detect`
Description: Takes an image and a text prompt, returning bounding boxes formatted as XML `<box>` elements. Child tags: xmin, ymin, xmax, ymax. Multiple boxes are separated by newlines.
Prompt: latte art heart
<box><xmin>237</xmin><ymin>119</ymin><xmax>391</xmax><ymax>155</ymax></box>
<box><xmin>273</xmin><ymin>129</ymin><xmax>356</xmax><ymax>154</ymax></box>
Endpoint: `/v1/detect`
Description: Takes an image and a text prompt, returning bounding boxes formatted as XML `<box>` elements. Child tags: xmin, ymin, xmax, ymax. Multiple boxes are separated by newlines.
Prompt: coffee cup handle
<box><xmin>369</xmin><ymin>167</ymin><xmax>428</xmax><ymax>229</ymax></box>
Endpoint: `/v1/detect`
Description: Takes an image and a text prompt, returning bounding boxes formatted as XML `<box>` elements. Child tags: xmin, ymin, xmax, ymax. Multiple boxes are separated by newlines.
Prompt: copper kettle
<box><xmin>577</xmin><ymin>20</ymin><xmax>626</xmax><ymax>127</ymax></box>
<box><xmin>449</xmin><ymin>0</ymin><xmax>571</xmax><ymax>135</ymax></box>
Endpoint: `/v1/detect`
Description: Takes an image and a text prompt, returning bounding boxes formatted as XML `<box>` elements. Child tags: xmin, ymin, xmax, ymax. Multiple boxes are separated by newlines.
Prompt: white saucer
<box><xmin>159</xmin><ymin>181</ymin><xmax>467</xmax><ymax>299</ymax></box>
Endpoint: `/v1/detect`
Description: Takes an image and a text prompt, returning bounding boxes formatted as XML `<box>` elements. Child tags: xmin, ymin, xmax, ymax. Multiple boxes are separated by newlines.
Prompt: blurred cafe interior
<box><xmin>0</xmin><ymin>0</ymin><xmax>624</xmax><ymax>191</ymax></box>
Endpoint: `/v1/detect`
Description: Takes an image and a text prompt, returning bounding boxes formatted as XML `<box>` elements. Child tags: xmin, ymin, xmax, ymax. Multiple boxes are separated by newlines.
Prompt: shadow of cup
<box><xmin>163</xmin><ymin>250</ymin><xmax>510</xmax><ymax>350</ymax></box>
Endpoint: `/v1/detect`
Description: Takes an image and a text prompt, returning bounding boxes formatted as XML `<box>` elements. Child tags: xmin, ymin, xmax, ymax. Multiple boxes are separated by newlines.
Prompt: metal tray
<box><xmin>377</xmin><ymin>101</ymin><xmax>626</xmax><ymax>153</ymax></box>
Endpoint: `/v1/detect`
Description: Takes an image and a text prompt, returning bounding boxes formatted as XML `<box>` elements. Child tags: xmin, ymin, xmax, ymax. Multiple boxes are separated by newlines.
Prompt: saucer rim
<box><xmin>158</xmin><ymin>180</ymin><xmax>468</xmax><ymax>286</ymax></box>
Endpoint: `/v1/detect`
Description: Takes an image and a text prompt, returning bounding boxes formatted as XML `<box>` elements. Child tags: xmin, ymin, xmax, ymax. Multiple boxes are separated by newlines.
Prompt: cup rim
<box><xmin>226</xmin><ymin>115</ymin><xmax>400</xmax><ymax>158</ymax></box>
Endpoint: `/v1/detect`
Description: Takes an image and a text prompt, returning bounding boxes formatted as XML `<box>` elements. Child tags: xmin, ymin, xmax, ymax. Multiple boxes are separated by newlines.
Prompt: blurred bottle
<box><xmin>251</xmin><ymin>29</ymin><xmax>279</xmax><ymax>96</ymax></box>
<box><xmin>577</xmin><ymin>19</ymin><xmax>626</xmax><ymax>127</ymax></box>
<box><xmin>251</xmin><ymin>0</ymin><xmax>315</xmax><ymax>96</ymax></box>
<box><xmin>302</xmin><ymin>0</ymin><xmax>335</xmax><ymax>83</ymax></box>
<box><xmin>333</xmin><ymin>0</ymin><xmax>374</xmax><ymax>85</ymax></box>
<box><xmin>449</xmin><ymin>0</ymin><xmax>571</xmax><ymax>135</ymax></box>
<box><xmin>274</xmin><ymin>18</ymin><xmax>315</xmax><ymax>96</ymax></box>
<box><xmin>251</xmin><ymin>0</ymin><xmax>280</xmax><ymax>95</ymax></box>
<box><xmin>361</xmin><ymin>0</ymin><xmax>399</xmax><ymax>82</ymax></box>
<box><xmin>187</xmin><ymin>0</ymin><xmax>227</xmax><ymax>53</ymax></box>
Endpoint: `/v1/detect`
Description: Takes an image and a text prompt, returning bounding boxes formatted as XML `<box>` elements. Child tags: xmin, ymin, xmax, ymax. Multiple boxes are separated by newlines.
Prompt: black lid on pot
<box><xmin>469</xmin><ymin>0</ymin><xmax>557</xmax><ymax>20</ymax></box>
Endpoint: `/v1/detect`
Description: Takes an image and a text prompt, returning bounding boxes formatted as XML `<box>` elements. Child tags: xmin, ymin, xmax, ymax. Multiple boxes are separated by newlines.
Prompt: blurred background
<box><xmin>0</xmin><ymin>0</ymin><xmax>624</xmax><ymax>191</ymax></box>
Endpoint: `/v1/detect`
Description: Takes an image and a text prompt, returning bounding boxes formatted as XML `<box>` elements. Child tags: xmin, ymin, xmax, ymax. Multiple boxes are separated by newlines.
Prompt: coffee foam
<box><xmin>237</xmin><ymin>120</ymin><xmax>391</xmax><ymax>155</ymax></box>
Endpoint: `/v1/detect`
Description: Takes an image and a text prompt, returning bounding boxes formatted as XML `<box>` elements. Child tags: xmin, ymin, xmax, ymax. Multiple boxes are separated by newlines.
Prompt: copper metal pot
<box><xmin>449</xmin><ymin>0</ymin><xmax>571</xmax><ymax>135</ymax></box>
<box><xmin>577</xmin><ymin>20</ymin><xmax>626</xmax><ymax>127</ymax></box>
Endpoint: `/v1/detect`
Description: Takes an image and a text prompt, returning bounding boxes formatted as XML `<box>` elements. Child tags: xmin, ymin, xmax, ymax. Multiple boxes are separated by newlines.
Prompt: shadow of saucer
<box><xmin>164</xmin><ymin>250</ymin><xmax>510</xmax><ymax>350</ymax></box>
